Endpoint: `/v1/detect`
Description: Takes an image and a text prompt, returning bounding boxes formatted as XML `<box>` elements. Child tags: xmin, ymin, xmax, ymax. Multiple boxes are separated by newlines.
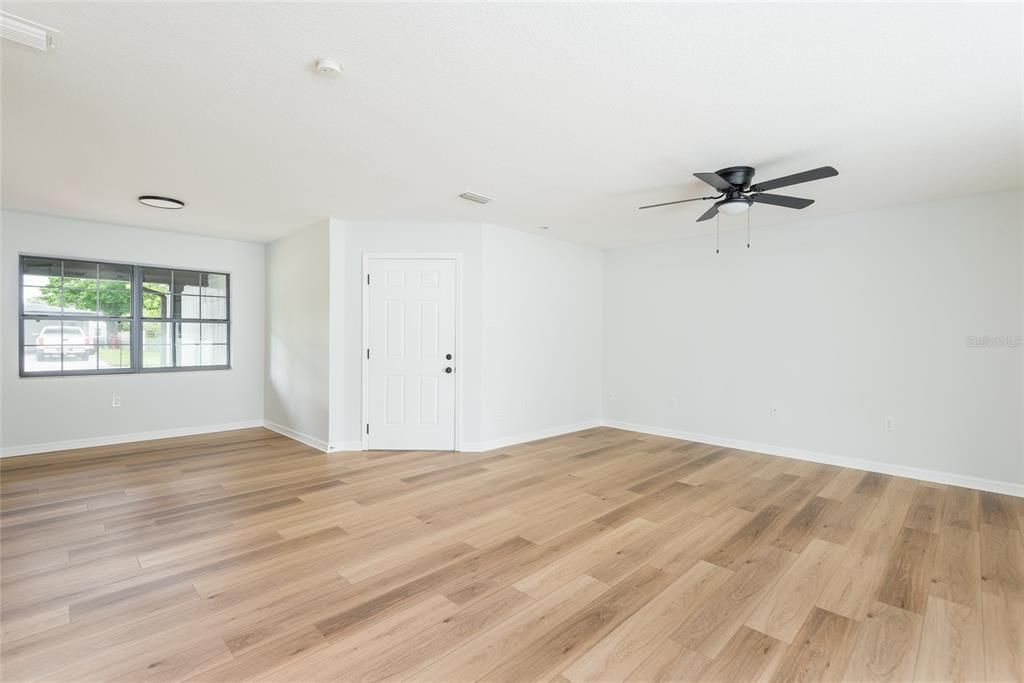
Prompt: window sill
<box><xmin>20</xmin><ymin>365</ymin><xmax>233</xmax><ymax>378</ymax></box>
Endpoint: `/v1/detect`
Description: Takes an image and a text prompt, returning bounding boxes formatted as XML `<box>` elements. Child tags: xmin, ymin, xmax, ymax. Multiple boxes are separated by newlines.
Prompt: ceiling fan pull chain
<box><xmin>716</xmin><ymin>215</ymin><xmax>720</xmax><ymax>254</ymax></box>
<box><xmin>747</xmin><ymin>209</ymin><xmax>751</xmax><ymax>249</ymax></box>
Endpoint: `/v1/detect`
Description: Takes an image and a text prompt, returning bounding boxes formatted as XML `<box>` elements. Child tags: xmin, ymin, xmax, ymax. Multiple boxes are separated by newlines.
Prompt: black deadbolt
<box><xmin>445</xmin><ymin>353</ymin><xmax>452</xmax><ymax>360</ymax></box>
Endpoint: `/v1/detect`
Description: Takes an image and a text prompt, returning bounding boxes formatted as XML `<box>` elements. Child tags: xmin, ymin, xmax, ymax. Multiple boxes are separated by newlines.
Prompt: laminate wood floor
<box><xmin>1</xmin><ymin>427</ymin><xmax>1021</xmax><ymax>682</ymax></box>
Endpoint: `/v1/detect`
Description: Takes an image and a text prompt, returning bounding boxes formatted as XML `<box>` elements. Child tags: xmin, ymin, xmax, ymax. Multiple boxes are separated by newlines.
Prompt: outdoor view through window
<box><xmin>20</xmin><ymin>256</ymin><xmax>230</xmax><ymax>376</ymax></box>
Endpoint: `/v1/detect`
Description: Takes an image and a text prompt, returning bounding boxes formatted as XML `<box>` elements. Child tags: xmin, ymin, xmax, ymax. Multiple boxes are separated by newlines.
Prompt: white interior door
<box><xmin>366</xmin><ymin>257</ymin><xmax>457</xmax><ymax>450</ymax></box>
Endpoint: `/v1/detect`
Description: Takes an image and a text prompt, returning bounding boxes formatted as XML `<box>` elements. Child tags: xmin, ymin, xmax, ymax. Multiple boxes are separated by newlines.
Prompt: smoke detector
<box><xmin>458</xmin><ymin>192</ymin><xmax>493</xmax><ymax>205</ymax></box>
<box><xmin>315</xmin><ymin>58</ymin><xmax>342</xmax><ymax>75</ymax></box>
<box><xmin>0</xmin><ymin>11</ymin><xmax>61</xmax><ymax>52</ymax></box>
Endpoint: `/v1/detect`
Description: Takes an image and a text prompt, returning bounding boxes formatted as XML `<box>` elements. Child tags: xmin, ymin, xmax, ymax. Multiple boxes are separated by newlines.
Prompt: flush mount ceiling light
<box><xmin>138</xmin><ymin>195</ymin><xmax>185</xmax><ymax>210</ymax></box>
<box><xmin>458</xmin><ymin>192</ymin><xmax>493</xmax><ymax>205</ymax></box>
<box><xmin>0</xmin><ymin>11</ymin><xmax>61</xmax><ymax>52</ymax></box>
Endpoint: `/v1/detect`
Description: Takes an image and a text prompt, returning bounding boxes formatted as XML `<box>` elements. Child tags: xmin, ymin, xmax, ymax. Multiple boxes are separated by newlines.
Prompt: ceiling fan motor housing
<box><xmin>715</xmin><ymin>166</ymin><xmax>756</xmax><ymax>190</ymax></box>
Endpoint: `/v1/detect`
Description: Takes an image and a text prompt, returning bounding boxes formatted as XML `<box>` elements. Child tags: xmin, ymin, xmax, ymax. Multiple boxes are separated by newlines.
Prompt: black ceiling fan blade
<box><xmin>638</xmin><ymin>195</ymin><xmax>718</xmax><ymax>210</ymax></box>
<box><xmin>696</xmin><ymin>202</ymin><xmax>721</xmax><ymax>222</ymax></box>
<box><xmin>751</xmin><ymin>166</ymin><xmax>838</xmax><ymax>192</ymax></box>
<box><xmin>750</xmin><ymin>193</ymin><xmax>815</xmax><ymax>209</ymax></box>
<box><xmin>693</xmin><ymin>172</ymin><xmax>735</xmax><ymax>193</ymax></box>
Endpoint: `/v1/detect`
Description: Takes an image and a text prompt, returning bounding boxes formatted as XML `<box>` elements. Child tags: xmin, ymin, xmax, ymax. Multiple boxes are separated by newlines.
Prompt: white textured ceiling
<box><xmin>2</xmin><ymin>2</ymin><xmax>1021</xmax><ymax>247</ymax></box>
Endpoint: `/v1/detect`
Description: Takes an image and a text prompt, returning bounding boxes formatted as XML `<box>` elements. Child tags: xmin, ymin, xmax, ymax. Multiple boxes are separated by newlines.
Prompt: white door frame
<box><xmin>361</xmin><ymin>253</ymin><xmax>464</xmax><ymax>452</ymax></box>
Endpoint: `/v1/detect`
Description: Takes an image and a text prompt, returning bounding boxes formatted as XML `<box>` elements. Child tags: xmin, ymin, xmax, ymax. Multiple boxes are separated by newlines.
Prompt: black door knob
<box><xmin>445</xmin><ymin>353</ymin><xmax>452</xmax><ymax>360</ymax></box>
<box><xmin>444</xmin><ymin>367</ymin><xmax>453</xmax><ymax>374</ymax></box>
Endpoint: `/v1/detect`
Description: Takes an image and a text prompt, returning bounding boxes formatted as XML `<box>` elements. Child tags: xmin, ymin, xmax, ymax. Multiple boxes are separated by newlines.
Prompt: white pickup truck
<box><xmin>35</xmin><ymin>325</ymin><xmax>95</xmax><ymax>361</ymax></box>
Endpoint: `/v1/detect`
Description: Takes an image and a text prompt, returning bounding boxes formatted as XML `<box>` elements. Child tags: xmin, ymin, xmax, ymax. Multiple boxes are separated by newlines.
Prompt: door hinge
<box><xmin>366</xmin><ymin>424</ymin><xmax>370</xmax><ymax>434</ymax></box>
<box><xmin>367</xmin><ymin>274</ymin><xmax>370</xmax><ymax>285</ymax></box>
<box><xmin>366</xmin><ymin>348</ymin><xmax>370</xmax><ymax>359</ymax></box>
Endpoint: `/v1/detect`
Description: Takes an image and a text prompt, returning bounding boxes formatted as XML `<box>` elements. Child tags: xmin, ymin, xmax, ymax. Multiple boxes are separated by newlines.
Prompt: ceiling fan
<box><xmin>638</xmin><ymin>165</ymin><xmax>839</xmax><ymax>221</ymax></box>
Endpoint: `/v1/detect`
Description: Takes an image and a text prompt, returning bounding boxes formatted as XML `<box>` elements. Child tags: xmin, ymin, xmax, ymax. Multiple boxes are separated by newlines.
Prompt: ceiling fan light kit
<box><xmin>639</xmin><ymin>164</ymin><xmax>838</xmax><ymax>250</ymax></box>
<box><xmin>717</xmin><ymin>198</ymin><xmax>751</xmax><ymax>215</ymax></box>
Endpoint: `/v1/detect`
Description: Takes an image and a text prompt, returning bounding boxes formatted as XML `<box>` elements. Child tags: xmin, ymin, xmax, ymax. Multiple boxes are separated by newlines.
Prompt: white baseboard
<box><xmin>328</xmin><ymin>441</ymin><xmax>364</xmax><ymax>453</ymax></box>
<box><xmin>0</xmin><ymin>420</ymin><xmax>266</xmax><ymax>459</ymax></box>
<box><xmin>322</xmin><ymin>420</ymin><xmax>604</xmax><ymax>454</ymax></box>
<box><xmin>462</xmin><ymin>419</ymin><xmax>604</xmax><ymax>453</ymax></box>
<box><xmin>262</xmin><ymin>421</ymin><xmax>329</xmax><ymax>452</ymax></box>
<box><xmin>603</xmin><ymin>419</ymin><xmax>1024</xmax><ymax>498</ymax></box>
<box><xmin>7</xmin><ymin>414</ymin><xmax>1016</xmax><ymax>498</ymax></box>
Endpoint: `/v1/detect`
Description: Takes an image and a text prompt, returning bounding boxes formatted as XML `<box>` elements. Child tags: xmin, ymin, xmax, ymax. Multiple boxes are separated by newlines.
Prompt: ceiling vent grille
<box><xmin>458</xmin><ymin>192</ymin><xmax>493</xmax><ymax>205</ymax></box>
<box><xmin>0</xmin><ymin>12</ymin><xmax>60</xmax><ymax>52</ymax></box>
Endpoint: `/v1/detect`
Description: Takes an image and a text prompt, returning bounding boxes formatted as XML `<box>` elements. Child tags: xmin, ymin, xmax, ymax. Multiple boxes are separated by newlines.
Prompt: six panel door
<box><xmin>366</xmin><ymin>258</ymin><xmax>457</xmax><ymax>450</ymax></box>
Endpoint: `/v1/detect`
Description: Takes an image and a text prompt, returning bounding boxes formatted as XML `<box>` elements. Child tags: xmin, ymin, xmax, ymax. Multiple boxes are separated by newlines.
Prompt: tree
<box><xmin>38</xmin><ymin>277</ymin><xmax>166</xmax><ymax>317</ymax></box>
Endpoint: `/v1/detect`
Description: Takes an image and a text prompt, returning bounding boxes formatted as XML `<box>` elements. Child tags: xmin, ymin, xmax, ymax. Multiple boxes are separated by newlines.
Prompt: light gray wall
<box><xmin>0</xmin><ymin>210</ymin><xmax>265</xmax><ymax>452</ymax></box>
<box><xmin>325</xmin><ymin>221</ymin><xmax>605</xmax><ymax>450</ymax></box>
<box><xmin>480</xmin><ymin>223</ymin><xmax>603</xmax><ymax>446</ymax></box>
<box><xmin>9</xmin><ymin>191</ymin><xmax>1019</xmax><ymax>494</ymax></box>
<box><xmin>264</xmin><ymin>219</ymin><xmax>330</xmax><ymax>447</ymax></box>
<box><xmin>603</xmin><ymin>190</ymin><xmax>1023</xmax><ymax>488</ymax></box>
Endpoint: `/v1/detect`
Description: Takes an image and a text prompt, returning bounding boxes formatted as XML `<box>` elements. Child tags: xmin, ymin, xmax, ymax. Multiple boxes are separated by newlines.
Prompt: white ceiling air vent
<box><xmin>458</xmin><ymin>192</ymin><xmax>493</xmax><ymax>205</ymax></box>
<box><xmin>0</xmin><ymin>12</ymin><xmax>60</xmax><ymax>52</ymax></box>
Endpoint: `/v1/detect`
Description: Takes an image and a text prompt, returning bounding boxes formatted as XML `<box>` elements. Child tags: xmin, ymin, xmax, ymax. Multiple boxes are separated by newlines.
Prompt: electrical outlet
<box><xmin>884</xmin><ymin>416</ymin><xmax>896</xmax><ymax>432</ymax></box>
<box><xmin>672</xmin><ymin>398</ymin><xmax>680</xmax><ymax>409</ymax></box>
<box><xmin>111</xmin><ymin>395</ymin><xmax>121</xmax><ymax>408</ymax></box>
<box><xmin>769</xmin><ymin>403</ymin><xmax>778</xmax><ymax>417</ymax></box>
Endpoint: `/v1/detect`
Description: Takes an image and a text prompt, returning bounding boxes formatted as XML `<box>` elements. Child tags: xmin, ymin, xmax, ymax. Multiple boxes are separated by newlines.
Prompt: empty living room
<box><xmin>1</xmin><ymin>2</ymin><xmax>1021</xmax><ymax>681</ymax></box>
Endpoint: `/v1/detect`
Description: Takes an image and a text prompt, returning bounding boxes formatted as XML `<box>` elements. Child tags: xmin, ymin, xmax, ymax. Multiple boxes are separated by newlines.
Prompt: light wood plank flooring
<box><xmin>1</xmin><ymin>427</ymin><xmax>1021</xmax><ymax>682</ymax></box>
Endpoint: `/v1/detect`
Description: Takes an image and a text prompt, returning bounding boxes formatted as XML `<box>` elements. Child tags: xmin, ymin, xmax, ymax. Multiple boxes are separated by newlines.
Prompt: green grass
<box><xmin>97</xmin><ymin>347</ymin><xmax>131</xmax><ymax>368</ymax></box>
<box><xmin>97</xmin><ymin>347</ymin><xmax>167</xmax><ymax>368</ymax></box>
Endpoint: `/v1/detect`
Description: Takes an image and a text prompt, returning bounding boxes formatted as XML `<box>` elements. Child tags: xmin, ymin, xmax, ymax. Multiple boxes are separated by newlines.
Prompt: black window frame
<box><xmin>18</xmin><ymin>255</ymin><xmax>231</xmax><ymax>377</ymax></box>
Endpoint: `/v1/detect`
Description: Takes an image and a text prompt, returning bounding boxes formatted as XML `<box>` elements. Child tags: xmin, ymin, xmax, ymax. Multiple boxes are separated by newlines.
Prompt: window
<box><xmin>19</xmin><ymin>256</ymin><xmax>230</xmax><ymax>376</ymax></box>
<box><xmin>140</xmin><ymin>267</ymin><xmax>229</xmax><ymax>370</ymax></box>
